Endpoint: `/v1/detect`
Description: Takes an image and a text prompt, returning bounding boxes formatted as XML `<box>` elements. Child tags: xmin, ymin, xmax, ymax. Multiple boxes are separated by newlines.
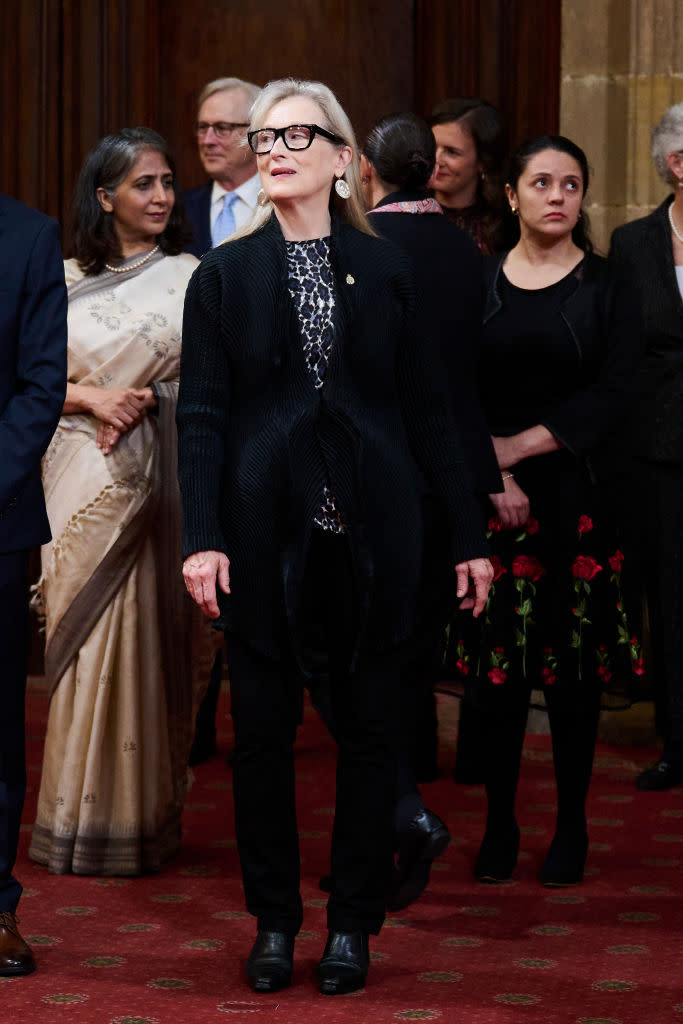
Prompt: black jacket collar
<box><xmin>483</xmin><ymin>251</ymin><xmax>588</xmax><ymax>324</ymax></box>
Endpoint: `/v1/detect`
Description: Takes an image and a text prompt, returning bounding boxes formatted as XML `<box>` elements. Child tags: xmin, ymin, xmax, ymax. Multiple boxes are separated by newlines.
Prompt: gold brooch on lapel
<box><xmin>345</xmin><ymin>273</ymin><xmax>355</xmax><ymax>285</ymax></box>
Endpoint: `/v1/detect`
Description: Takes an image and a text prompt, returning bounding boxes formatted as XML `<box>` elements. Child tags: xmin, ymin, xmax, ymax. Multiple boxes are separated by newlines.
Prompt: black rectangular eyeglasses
<box><xmin>247</xmin><ymin>124</ymin><xmax>345</xmax><ymax>154</ymax></box>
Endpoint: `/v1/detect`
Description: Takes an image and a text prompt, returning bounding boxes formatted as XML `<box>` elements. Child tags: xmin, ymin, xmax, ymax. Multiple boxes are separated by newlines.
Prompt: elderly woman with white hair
<box><xmin>177</xmin><ymin>78</ymin><xmax>492</xmax><ymax>995</ymax></box>
<box><xmin>611</xmin><ymin>101</ymin><xmax>683</xmax><ymax>791</ymax></box>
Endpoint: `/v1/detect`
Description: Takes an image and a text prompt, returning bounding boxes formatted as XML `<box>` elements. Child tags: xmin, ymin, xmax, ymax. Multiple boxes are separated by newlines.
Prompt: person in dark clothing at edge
<box><xmin>316</xmin><ymin>112</ymin><xmax>501</xmax><ymax>913</ymax></box>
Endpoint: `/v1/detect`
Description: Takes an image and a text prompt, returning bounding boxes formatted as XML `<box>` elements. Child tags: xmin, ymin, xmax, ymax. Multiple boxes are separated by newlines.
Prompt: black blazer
<box><xmin>183</xmin><ymin>182</ymin><xmax>212</xmax><ymax>258</ymax></box>
<box><xmin>177</xmin><ymin>214</ymin><xmax>486</xmax><ymax>660</ymax></box>
<box><xmin>368</xmin><ymin>191</ymin><xmax>501</xmax><ymax>495</ymax></box>
<box><xmin>0</xmin><ymin>195</ymin><xmax>67</xmax><ymax>553</ymax></box>
<box><xmin>483</xmin><ymin>251</ymin><xmax>641</xmax><ymax>483</ymax></box>
<box><xmin>610</xmin><ymin>197</ymin><xmax>683</xmax><ymax>462</ymax></box>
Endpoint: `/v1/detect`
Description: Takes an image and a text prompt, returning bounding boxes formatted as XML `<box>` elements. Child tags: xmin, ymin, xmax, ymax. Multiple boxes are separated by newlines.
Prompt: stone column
<box><xmin>560</xmin><ymin>0</ymin><xmax>683</xmax><ymax>252</ymax></box>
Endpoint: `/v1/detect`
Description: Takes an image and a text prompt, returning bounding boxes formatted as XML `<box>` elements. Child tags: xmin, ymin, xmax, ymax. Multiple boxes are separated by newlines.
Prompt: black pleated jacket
<box><xmin>177</xmin><ymin>213</ymin><xmax>486</xmax><ymax>659</ymax></box>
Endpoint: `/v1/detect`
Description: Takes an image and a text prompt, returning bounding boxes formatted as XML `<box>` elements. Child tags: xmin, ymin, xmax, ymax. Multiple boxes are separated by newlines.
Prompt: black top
<box><xmin>610</xmin><ymin>196</ymin><xmax>683</xmax><ymax>462</ymax></box>
<box><xmin>368</xmin><ymin>191</ymin><xmax>501</xmax><ymax>495</ymax></box>
<box><xmin>482</xmin><ymin>265</ymin><xmax>583</xmax><ymax>436</ymax></box>
<box><xmin>177</xmin><ymin>213</ymin><xmax>487</xmax><ymax>661</ymax></box>
<box><xmin>439</xmin><ymin>200</ymin><xmax>497</xmax><ymax>254</ymax></box>
<box><xmin>483</xmin><ymin>251</ymin><xmax>642</xmax><ymax>484</ymax></box>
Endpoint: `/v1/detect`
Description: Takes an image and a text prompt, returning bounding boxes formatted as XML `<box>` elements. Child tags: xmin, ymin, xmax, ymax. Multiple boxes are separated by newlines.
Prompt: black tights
<box><xmin>480</xmin><ymin>687</ymin><xmax>600</xmax><ymax>840</ymax></box>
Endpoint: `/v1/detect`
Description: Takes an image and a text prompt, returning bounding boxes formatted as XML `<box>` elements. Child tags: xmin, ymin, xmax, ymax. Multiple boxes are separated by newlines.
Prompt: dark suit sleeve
<box><xmin>176</xmin><ymin>255</ymin><xmax>230</xmax><ymax>557</ymax></box>
<box><xmin>540</xmin><ymin>263</ymin><xmax>643</xmax><ymax>456</ymax></box>
<box><xmin>0</xmin><ymin>218</ymin><xmax>67</xmax><ymax>512</ymax></box>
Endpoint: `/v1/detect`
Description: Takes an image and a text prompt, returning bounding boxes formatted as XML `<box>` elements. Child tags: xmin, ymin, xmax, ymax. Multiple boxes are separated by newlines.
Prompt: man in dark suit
<box><xmin>183</xmin><ymin>76</ymin><xmax>262</xmax><ymax>258</ymax></box>
<box><xmin>184</xmin><ymin>78</ymin><xmax>263</xmax><ymax>762</ymax></box>
<box><xmin>0</xmin><ymin>194</ymin><xmax>67</xmax><ymax>975</ymax></box>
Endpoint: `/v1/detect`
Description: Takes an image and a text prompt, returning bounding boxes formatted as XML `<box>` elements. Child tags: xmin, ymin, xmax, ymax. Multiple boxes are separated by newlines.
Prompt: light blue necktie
<box><xmin>212</xmin><ymin>193</ymin><xmax>239</xmax><ymax>246</ymax></box>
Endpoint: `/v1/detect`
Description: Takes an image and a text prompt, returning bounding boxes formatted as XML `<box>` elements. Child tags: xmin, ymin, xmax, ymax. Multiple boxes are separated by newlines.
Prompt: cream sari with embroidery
<box><xmin>30</xmin><ymin>251</ymin><xmax>214</xmax><ymax>875</ymax></box>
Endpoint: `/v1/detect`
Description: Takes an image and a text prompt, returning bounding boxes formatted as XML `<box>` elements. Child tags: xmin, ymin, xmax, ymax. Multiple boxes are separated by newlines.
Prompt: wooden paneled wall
<box><xmin>2</xmin><ymin>0</ymin><xmax>560</xmax><ymax>227</ymax></box>
<box><xmin>415</xmin><ymin>0</ymin><xmax>562</xmax><ymax>150</ymax></box>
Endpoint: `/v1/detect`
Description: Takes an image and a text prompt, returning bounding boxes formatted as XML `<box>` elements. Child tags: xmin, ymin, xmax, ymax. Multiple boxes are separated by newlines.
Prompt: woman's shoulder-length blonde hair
<box><xmin>229</xmin><ymin>77</ymin><xmax>374</xmax><ymax>242</ymax></box>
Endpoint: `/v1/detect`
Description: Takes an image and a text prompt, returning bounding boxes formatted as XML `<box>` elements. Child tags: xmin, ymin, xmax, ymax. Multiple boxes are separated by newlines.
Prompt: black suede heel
<box><xmin>540</xmin><ymin>830</ymin><xmax>589</xmax><ymax>887</ymax></box>
<box><xmin>474</xmin><ymin>820</ymin><xmax>520</xmax><ymax>883</ymax></box>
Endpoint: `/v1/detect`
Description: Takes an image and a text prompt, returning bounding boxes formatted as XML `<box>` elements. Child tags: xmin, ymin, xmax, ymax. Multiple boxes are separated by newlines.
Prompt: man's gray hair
<box><xmin>198</xmin><ymin>77</ymin><xmax>261</xmax><ymax>115</ymax></box>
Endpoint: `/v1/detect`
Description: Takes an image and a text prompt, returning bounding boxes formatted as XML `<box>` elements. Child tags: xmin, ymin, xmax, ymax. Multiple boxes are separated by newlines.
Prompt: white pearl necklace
<box><xmin>668</xmin><ymin>202</ymin><xmax>683</xmax><ymax>244</ymax></box>
<box><xmin>105</xmin><ymin>244</ymin><xmax>160</xmax><ymax>274</ymax></box>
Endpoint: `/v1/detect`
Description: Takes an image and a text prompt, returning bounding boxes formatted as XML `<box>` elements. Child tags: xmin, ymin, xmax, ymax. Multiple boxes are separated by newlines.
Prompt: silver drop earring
<box><xmin>335</xmin><ymin>177</ymin><xmax>351</xmax><ymax>199</ymax></box>
<box><xmin>257</xmin><ymin>188</ymin><xmax>268</xmax><ymax>206</ymax></box>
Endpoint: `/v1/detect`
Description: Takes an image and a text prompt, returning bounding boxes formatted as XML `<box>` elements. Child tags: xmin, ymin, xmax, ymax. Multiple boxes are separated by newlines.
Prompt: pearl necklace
<box><xmin>105</xmin><ymin>244</ymin><xmax>159</xmax><ymax>274</ymax></box>
<box><xmin>668</xmin><ymin>202</ymin><xmax>683</xmax><ymax>243</ymax></box>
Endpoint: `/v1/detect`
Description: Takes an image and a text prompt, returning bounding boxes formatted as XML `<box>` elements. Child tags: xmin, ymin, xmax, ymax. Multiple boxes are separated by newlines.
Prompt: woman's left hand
<box><xmin>95</xmin><ymin>389</ymin><xmax>157</xmax><ymax>454</ymax></box>
<box><xmin>96</xmin><ymin>422</ymin><xmax>122</xmax><ymax>455</ymax></box>
<box><xmin>454</xmin><ymin>557</ymin><xmax>494</xmax><ymax>618</ymax></box>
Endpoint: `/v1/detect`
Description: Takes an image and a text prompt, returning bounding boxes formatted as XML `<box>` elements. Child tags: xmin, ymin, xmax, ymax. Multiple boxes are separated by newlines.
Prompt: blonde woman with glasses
<box><xmin>177</xmin><ymin>78</ymin><xmax>492</xmax><ymax>996</ymax></box>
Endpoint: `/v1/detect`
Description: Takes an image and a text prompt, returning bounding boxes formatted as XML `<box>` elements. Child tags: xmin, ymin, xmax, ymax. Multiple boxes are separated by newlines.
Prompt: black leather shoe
<box><xmin>0</xmin><ymin>912</ymin><xmax>36</xmax><ymax>976</ymax></box>
<box><xmin>317</xmin><ymin>930</ymin><xmax>369</xmax><ymax>995</ymax></box>
<box><xmin>635</xmin><ymin>758</ymin><xmax>683</xmax><ymax>791</ymax></box>
<box><xmin>246</xmin><ymin>930</ymin><xmax>294</xmax><ymax>992</ymax></box>
<box><xmin>474</xmin><ymin>820</ymin><xmax>520</xmax><ymax>883</ymax></box>
<box><xmin>540</xmin><ymin>830</ymin><xmax>589</xmax><ymax>887</ymax></box>
<box><xmin>387</xmin><ymin>808</ymin><xmax>450</xmax><ymax>912</ymax></box>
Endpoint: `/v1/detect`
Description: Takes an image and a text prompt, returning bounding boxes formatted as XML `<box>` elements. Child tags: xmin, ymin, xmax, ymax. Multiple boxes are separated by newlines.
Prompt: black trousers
<box><xmin>642</xmin><ymin>461</ymin><xmax>683</xmax><ymax>749</ymax></box>
<box><xmin>0</xmin><ymin>550</ymin><xmax>30</xmax><ymax>913</ymax></box>
<box><xmin>227</xmin><ymin>530</ymin><xmax>402</xmax><ymax>936</ymax></box>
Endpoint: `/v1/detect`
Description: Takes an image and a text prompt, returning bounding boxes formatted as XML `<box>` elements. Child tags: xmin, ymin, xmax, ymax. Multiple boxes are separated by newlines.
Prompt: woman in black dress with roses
<box><xmin>460</xmin><ymin>136</ymin><xmax>642</xmax><ymax>886</ymax></box>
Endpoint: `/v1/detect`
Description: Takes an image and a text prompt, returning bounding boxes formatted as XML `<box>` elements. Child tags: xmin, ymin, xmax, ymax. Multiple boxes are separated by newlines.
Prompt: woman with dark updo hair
<box><xmin>29</xmin><ymin>128</ymin><xmax>212</xmax><ymax>877</ymax></box>
<box><xmin>429</xmin><ymin>97</ymin><xmax>508</xmax><ymax>253</ymax></box>
<box><xmin>357</xmin><ymin>112</ymin><xmax>500</xmax><ymax>910</ymax></box>
<box><xmin>361</xmin><ymin>112</ymin><xmax>500</xmax><ymax>499</ymax></box>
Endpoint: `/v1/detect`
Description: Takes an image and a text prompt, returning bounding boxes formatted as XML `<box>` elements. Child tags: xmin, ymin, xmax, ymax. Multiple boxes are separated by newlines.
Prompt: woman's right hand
<box><xmin>87</xmin><ymin>386</ymin><xmax>150</xmax><ymax>430</ymax></box>
<box><xmin>182</xmin><ymin>551</ymin><xmax>231</xmax><ymax>618</ymax></box>
<box><xmin>489</xmin><ymin>477</ymin><xmax>530</xmax><ymax>529</ymax></box>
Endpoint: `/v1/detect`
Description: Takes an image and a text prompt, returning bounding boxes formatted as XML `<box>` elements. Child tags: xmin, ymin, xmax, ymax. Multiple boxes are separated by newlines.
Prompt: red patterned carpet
<box><xmin>4</xmin><ymin>684</ymin><xmax>683</xmax><ymax>1023</ymax></box>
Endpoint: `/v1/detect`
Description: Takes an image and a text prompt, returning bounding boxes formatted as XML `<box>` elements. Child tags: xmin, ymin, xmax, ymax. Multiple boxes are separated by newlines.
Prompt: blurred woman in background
<box><xmin>429</xmin><ymin>97</ymin><xmax>508</xmax><ymax>254</ymax></box>
<box><xmin>358</xmin><ymin>111</ymin><xmax>500</xmax><ymax>910</ymax></box>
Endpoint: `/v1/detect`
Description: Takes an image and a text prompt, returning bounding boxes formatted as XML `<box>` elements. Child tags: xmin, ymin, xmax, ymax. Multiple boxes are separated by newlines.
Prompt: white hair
<box><xmin>230</xmin><ymin>77</ymin><xmax>373</xmax><ymax>241</ymax></box>
<box><xmin>652</xmin><ymin>102</ymin><xmax>683</xmax><ymax>183</ymax></box>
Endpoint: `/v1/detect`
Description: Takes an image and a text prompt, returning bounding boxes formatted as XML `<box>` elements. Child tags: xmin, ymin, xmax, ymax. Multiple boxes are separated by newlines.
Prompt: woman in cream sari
<box><xmin>30</xmin><ymin>128</ymin><xmax>210</xmax><ymax>875</ymax></box>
